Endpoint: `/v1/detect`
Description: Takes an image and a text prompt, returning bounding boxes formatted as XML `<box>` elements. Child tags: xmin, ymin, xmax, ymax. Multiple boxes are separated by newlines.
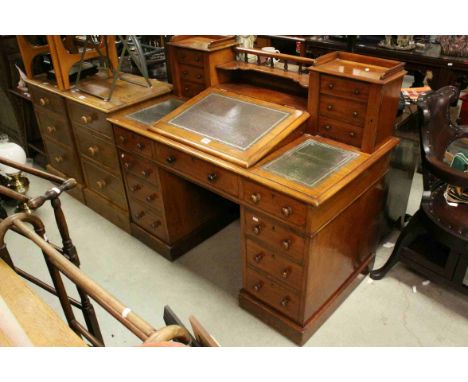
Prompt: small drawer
<box><xmin>43</xmin><ymin>138</ymin><xmax>83</xmax><ymax>182</ymax></box>
<box><xmin>246</xmin><ymin>239</ymin><xmax>303</xmax><ymax>291</ymax></box>
<box><xmin>125</xmin><ymin>173</ymin><xmax>162</xmax><ymax>211</ymax></box>
<box><xmin>176</xmin><ymin>48</ymin><xmax>204</xmax><ymax>67</ymax></box>
<box><xmin>35</xmin><ymin>109</ymin><xmax>74</xmax><ymax>147</ymax></box>
<box><xmin>114</xmin><ymin>126</ymin><xmax>154</xmax><ymax>158</ymax></box>
<box><xmin>319</xmin><ymin>94</ymin><xmax>367</xmax><ymax>127</ymax></box>
<box><xmin>242</xmin><ymin>179</ymin><xmax>307</xmax><ymax>227</ymax></box>
<box><xmin>82</xmin><ymin>159</ymin><xmax>127</xmax><ymax>209</ymax></box>
<box><xmin>179</xmin><ymin>64</ymin><xmax>205</xmax><ymax>84</ymax></box>
<box><xmin>119</xmin><ymin>150</ymin><xmax>160</xmax><ymax>187</ymax></box>
<box><xmin>128</xmin><ymin>198</ymin><xmax>168</xmax><ymax>241</ymax></box>
<box><xmin>75</xmin><ymin>125</ymin><xmax>120</xmax><ymax>173</ymax></box>
<box><xmin>318</xmin><ymin>117</ymin><xmax>363</xmax><ymax>147</ymax></box>
<box><xmin>244</xmin><ymin>267</ymin><xmax>300</xmax><ymax>321</ymax></box>
<box><xmin>244</xmin><ymin>209</ymin><xmax>305</xmax><ymax>263</ymax></box>
<box><xmin>67</xmin><ymin>100</ymin><xmax>113</xmax><ymax>139</ymax></box>
<box><xmin>30</xmin><ymin>86</ymin><xmax>66</xmax><ymax>115</ymax></box>
<box><xmin>320</xmin><ymin>74</ymin><xmax>370</xmax><ymax>102</ymax></box>
<box><xmin>180</xmin><ymin>80</ymin><xmax>205</xmax><ymax>98</ymax></box>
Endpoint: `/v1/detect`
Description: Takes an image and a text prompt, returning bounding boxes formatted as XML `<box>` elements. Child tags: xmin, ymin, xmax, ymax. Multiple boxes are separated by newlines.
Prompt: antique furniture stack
<box><xmin>19</xmin><ymin>35</ymin><xmax>406</xmax><ymax>345</ymax></box>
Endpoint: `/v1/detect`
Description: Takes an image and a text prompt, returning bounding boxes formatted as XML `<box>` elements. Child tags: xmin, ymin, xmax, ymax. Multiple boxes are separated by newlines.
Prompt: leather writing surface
<box><xmin>128</xmin><ymin>99</ymin><xmax>184</xmax><ymax>125</ymax></box>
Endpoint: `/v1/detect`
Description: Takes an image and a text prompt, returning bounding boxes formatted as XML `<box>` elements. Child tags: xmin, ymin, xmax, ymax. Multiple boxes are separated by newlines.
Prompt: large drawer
<box><xmin>179</xmin><ymin>64</ymin><xmax>205</xmax><ymax>84</ymax></box>
<box><xmin>128</xmin><ymin>198</ymin><xmax>168</xmax><ymax>242</ymax></box>
<box><xmin>244</xmin><ymin>209</ymin><xmax>305</xmax><ymax>263</ymax></box>
<box><xmin>246</xmin><ymin>239</ymin><xmax>303</xmax><ymax>291</ymax></box>
<box><xmin>242</xmin><ymin>179</ymin><xmax>307</xmax><ymax>227</ymax></box>
<box><xmin>320</xmin><ymin>74</ymin><xmax>370</xmax><ymax>102</ymax></box>
<box><xmin>319</xmin><ymin>94</ymin><xmax>367</xmax><ymax>127</ymax></box>
<box><xmin>82</xmin><ymin>159</ymin><xmax>127</xmax><ymax>209</ymax></box>
<box><xmin>35</xmin><ymin>108</ymin><xmax>74</xmax><ymax>147</ymax></box>
<box><xmin>30</xmin><ymin>86</ymin><xmax>66</xmax><ymax>115</ymax></box>
<box><xmin>114</xmin><ymin>126</ymin><xmax>154</xmax><ymax>159</ymax></box>
<box><xmin>43</xmin><ymin>138</ymin><xmax>83</xmax><ymax>182</ymax></box>
<box><xmin>125</xmin><ymin>173</ymin><xmax>162</xmax><ymax>211</ymax></box>
<box><xmin>157</xmin><ymin>144</ymin><xmax>240</xmax><ymax>198</ymax></box>
<box><xmin>244</xmin><ymin>267</ymin><xmax>300</xmax><ymax>321</ymax></box>
<box><xmin>119</xmin><ymin>150</ymin><xmax>160</xmax><ymax>187</ymax></box>
<box><xmin>67</xmin><ymin>100</ymin><xmax>113</xmax><ymax>139</ymax></box>
<box><xmin>74</xmin><ymin>125</ymin><xmax>120</xmax><ymax>173</ymax></box>
<box><xmin>318</xmin><ymin>116</ymin><xmax>363</xmax><ymax>148</ymax></box>
<box><xmin>176</xmin><ymin>48</ymin><xmax>204</xmax><ymax>68</ymax></box>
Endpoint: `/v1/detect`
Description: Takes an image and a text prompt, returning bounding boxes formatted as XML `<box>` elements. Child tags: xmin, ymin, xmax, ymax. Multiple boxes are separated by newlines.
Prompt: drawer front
<box><xmin>43</xmin><ymin>138</ymin><xmax>83</xmax><ymax>182</ymax></box>
<box><xmin>318</xmin><ymin>116</ymin><xmax>363</xmax><ymax>147</ymax></box>
<box><xmin>320</xmin><ymin>74</ymin><xmax>370</xmax><ymax>102</ymax></box>
<box><xmin>67</xmin><ymin>101</ymin><xmax>113</xmax><ymax>139</ymax></box>
<box><xmin>157</xmin><ymin>144</ymin><xmax>239</xmax><ymax>197</ymax></box>
<box><xmin>244</xmin><ymin>209</ymin><xmax>305</xmax><ymax>263</ymax></box>
<box><xmin>75</xmin><ymin>125</ymin><xmax>120</xmax><ymax>172</ymax></box>
<box><xmin>35</xmin><ymin>109</ymin><xmax>74</xmax><ymax>147</ymax></box>
<box><xmin>242</xmin><ymin>179</ymin><xmax>307</xmax><ymax>227</ymax></box>
<box><xmin>82</xmin><ymin>160</ymin><xmax>127</xmax><ymax>209</ymax></box>
<box><xmin>244</xmin><ymin>267</ymin><xmax>300</xmax><ymax>321</ymax></box>
<box><xmin>179</xmin><ymin>64</ymin><xmax>205</xmax><ymax>84</ymax></box>
<box><xmin>180</xmin><ymin>80</ymin><xmax>205</xmax><ymax>98</ymax></box>
<box><xmin>246</xmin><ymin>239</ymin><xmax>303</xmax><ymax>291</ymax></box>
<box><xmin>125</xmin><ymin>173</ymin><xmax>162</xmax><ymax>211</ymax></box>
<box><xmin>114</xmin><ymin>126</ymin><xmax>154</xmax><ymax>158</ymax></box>
<box><xmin>128</xmin><ymin>198</ymin><xmax>167</xmax><ymax>241</ymax></box>
<box><xmin>119</xmin><ymin>151</ymin><xmax>160</xmax><ymax>187</ymax></box>
<box><xmin>176</xmin><ymin>48</ymin><xmax>204</xmax><ymax>68</ymax></box>
<box><xmin>30</xmin><ymin>86</ymin><xmax>66</xmax><ymax>115</ymax></box>
<box><xmin>319</xmin><ymin>94</ymin><xmax>367</xmax><ymax>127</ymax></box>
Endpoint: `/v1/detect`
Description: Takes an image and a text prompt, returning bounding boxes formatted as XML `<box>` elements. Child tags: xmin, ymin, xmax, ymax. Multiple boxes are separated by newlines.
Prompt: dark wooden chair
<box><xmin>370</xmin><ymin>86</ymin><xmax>468</xmax><ymax>294</ymax></box>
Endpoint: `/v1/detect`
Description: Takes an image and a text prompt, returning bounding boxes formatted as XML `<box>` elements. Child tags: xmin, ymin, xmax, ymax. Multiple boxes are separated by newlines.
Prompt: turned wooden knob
<box><xmin>80</xmin><ymin>115</ymin><xmax>93</xmax><ymax>124</ymax></box>
<box><xmin>327</xmin><ymin>104</ymin><xmax>333</xmax><ymax>111</ymax></box>
<box><xmin>184</xmin><ymin>87</ymin><xmax>189</xmax><ymax>92</ymax></box>
<box><xmin>349</xmin><ymin>132</ymin><xmax>356</xmax><ymax>138</ymax></box>
<box><xmin>146</xmin><ymin>193</ymin><xmax>157</xmax><ymax>202</ymax></box>
<box><xmin>150</xmin><ymin>220</ymin><xmax>161</xmax><ymax>229</ymax></box>
<box><xmin>136</xmin><ymin>142</ymin><xmax>145</xmax><ymax>150</ymax></box>
<box><xmin>282</xmin><ymin>239</ymin><xmax>291</xmax><ymax>250</ymax></box>
<box><xmin>354</xmin><ymin>88</ymin><xmax>360</xmax><ymax>95</ymax></box>
<box><xmin>135</xmin><ymin>211</ymin><xmax>145</xmax><ymax>220</ymax></box>
<box><xmin>96</xmin><ymin>180</ymin><xmax>106</xmax><ymax>189</ymax></box>
<box><xmin>54</xmin><ymin>155</ymin><xmax>64</xmax><ymax>163</ymax></box>
<box><xmin>252</xmin><ymin>225</ymin><xmax>261</xmax><ymax>235</ymax></box>
<box><xmin>253</xmin><ymin>282</ymin><xmax>263</xmax><ymax>292</ymax></box>
<box><xmin>196</xmin><ymin>74</ymin><xmax>202</xmax><ymax>80</ymax></box>
<box><xmin>141</xmin><ymin>169</ymin><xmax>151</xmax><ymax>177</ymax></box>
<box><xmin>39</xmin><ymin>97</ymin><xmax>49</xmax><ymax>106</ymax></box>
<box><xmin>324</xmin><ymin>125</ymin><xmax>331</xmax><ymax>131</ymax></box>
<box><xmin>182</xmin><ymin>70</ymin><xmax>188</xmax><ymax>76</ymax></box>
<box><xmin>123</xmin><ymin>162</ymin><xmax>131</xmax><ymax>170</ymax></box>
<box><xmin>118</xmin><ymin>135</ymin><xmax>126</xmax><ymax>143</ymax></box>
<box><xmin>281</xmin><ymin>268</ymin><xmax>291</xmax><ymax>279</ymax></box>
<box><xmin>47</xmin><ymin>125</ymin><xmax>56</xmax><ymax>134</ymax></box>
<box><xmin>281</xmin><ymin>206</ymin><xmax>292</xmax><ymax>217</ymax></box>
<box><xmin>328</xmin><ymin>83</ymin><xmax>334</xmax><ymax>89</ymax></box>
<box><xmin>88</xmin><ymin>145</ymin><xmax>99</xmax><ymax>156</ymax></box>
<box><xmin>166</xmin><ymin>155</ymin><xmax>176</xmax><ymax>164</ymax></box>
<box><xmin>207</xmin><ymin>172</ymin><xmax>217</xmax><ymax>183</ymax></box>
<box><xmin>250</xmin><ymin>193</ymin><xmax>261</xmax><ymax>204</ymax></box>
<box><xmin>254</xmin><ymin>253</ymin><xmax>263</xmax><ymax>263</ymax></box>
<box><xmin>280</xmin><ymin>297</ymin><xmax>290</xmax><ymax>307</ymax></box>
<box><xmin>352</xmin><ymin>111</ymin><xmax>359</xmax><ymax>117</ymax></box>
<box><xmin>130</xmin><ymin>184</ymin><xmax>141</xmax><ymax>192</ymax></box>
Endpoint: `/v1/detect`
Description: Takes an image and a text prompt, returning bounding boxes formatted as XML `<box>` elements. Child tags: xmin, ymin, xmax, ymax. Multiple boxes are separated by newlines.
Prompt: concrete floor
<box><xmin>3</xmin><ymin>170</ymin><xmax>468</xmax><ymax>347</ymax></box>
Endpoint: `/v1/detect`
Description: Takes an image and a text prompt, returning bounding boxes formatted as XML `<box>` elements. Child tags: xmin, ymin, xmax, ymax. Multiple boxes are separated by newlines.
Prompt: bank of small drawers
<box><xmin>175</xmin><ymin>48</ymin><xmax>206</xmax><ymax>98</ymax></box>
<box><xmin>176</xmin><ymin>48</ymin><xmax>204</xmax><ymax>68</ymax></box>
<box><xmin>179</xmin><ymin>64</ymin><xmax>205</xmax><ymax>84</ymax></box>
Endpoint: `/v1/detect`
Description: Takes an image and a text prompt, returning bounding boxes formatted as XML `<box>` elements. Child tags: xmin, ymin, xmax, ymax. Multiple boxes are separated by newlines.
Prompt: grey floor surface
<box><xmin>3</xmin><ymin>170</ymin><xmax>468</xmax><ymax>347</ymax></box>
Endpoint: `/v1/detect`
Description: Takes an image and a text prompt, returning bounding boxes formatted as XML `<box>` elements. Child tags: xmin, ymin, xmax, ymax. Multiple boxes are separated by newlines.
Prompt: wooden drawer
<box><xmin>157</xmin><ymin>144</ymin><xmax>239</xmax><ymax>197</ymax></box>
<box><xmin>128</xmin><ymin>198</ymin><xmax>168</xmax><ymax>241</ymax></box>
<box><xmin>246</xmin><ymin>239</ymin><xmax>303</xmax><ymax>291</ymax></box>
<box><xmin>179</xmin><ymin>64</ymin><xmax>205</xmax><ymax>84</ymax></box>
<box><xmin>244</xmin><ymin>267</ymin><xmax>300</xmax><ymax>321</ymax></box>
<box><xmin>180</xmin><ymin>80</ymin><xmax>205</xmax><ymax>98</ymax></box>
<box><xmin>125</xmin><ymin>173</ymin><xmax>162</xmax><ymax>211</ymax></box>
<box><xmin>114</xmin><ymin>126</ymin><xmax>154</xmax><ymax>159</ymax></box>
<box><xmin>75</xmin><ymin>125</ymin><xmax>120</xmax><ymax>173</ymax></box>
<box><xmin>176</xmin><ymin>48</ymin><xmax>204</xmax><ymax>68</ymax></box>
<box><xmin>319</xmin><ymin>94</ymin><xmax>367</xmax><ymax>127</ymax></box>
<box><xmin>242</xmin><ymin>179</ymin><xmax>307</xmax><ymax>227</ymax></box>
<box><xmin>43</xmin><ymin>138</ymin><xmax>83</xmax><ymax>182</ymax></box>
<box><xmin>119</xmin><ymin>150</ymin><xmax>160</xmax><ymax>187</ymax></box>
<box><xmin>318</xmin><ymin>116</ymin><xmax>363</xmax><ymax>147</ymax></box>
<box><xmin>30</xmin><ymin>86</ymin><xmax>66</xmax><ymax>115</ymax></box>
<box><xmin>244</xmin><ymin>209</ymin><xmax>305</xmax><ymax>263</ymax></box>
<box><xmin>67</xmin><ymin>100</ymin><xmax>113</xmax><ymax>139</ymax></box>
<box><xmin>82</xmin><ymin>159</ymin><xmax>127</xmax><ymax>209</ymax></box>
<box><xmin>35</xmin><ymin>109</ymin><xmax>74</xmax><ymax>147</ymax></box>
<box><xmin>320</xmin><ymin>74</ymin><xmax>370</xmax><ymax>102</ymax></box>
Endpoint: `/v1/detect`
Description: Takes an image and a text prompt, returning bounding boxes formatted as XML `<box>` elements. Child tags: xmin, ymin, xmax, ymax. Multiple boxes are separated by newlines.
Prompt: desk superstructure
<box><xmin>22</xmin><ymin>36</ymin><xmax>405</xmax><ymax>345</ymax></box>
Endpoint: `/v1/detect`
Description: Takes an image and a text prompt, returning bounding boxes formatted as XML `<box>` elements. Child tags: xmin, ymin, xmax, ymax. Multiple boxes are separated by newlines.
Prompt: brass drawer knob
<box><xmin>130</xmin><ymin>184</ymin><xmax>141</xmax><ymax>192</ymax></box>
<box><xmin>150</xmin><ymin>220</ymin><xmax>161</xmax><ymax>229</ymax></box>
<box><xmin>136</xmin><ymin>142</ymin><xmax>145</xmax><ymax>150</ymax></box>
<box><xmin>327</xmin><ymin>104</ymin><xmax>333</xmax><ymax>111</ymax></box>
<box><xmin>141</xmin><ymin>169</ymin><xmax>152</xmax><ymax>177</ymax></box>
<box><xmin>88</xmin><ymin>145</ymin><xmax>99</xmax><ymax>156</ymax></box>
<box><xmin>54</xmin><ymin>155</ymin><xmax>64</xmax><ymax>163</ymax></box>
<box><xmin>207</xmin><ymin>172</ymin><xmax>217</xmax><ymax>183</ymax></box>
<box><xmin>46</xmin><ymin>125</ymin><xmax>56</xmax><ymax>134</ymax></box>
<box><xmin>39</xmin><ymin>97</ymin><xmax>49</xmax><ymax>106</ymax></box>
<box><xmin>349</xmin><ymin>132</ymin><xmax>356</xmax><ymax>138</ymax></box>
<box><xmin>253</xmin><ymin>282</ymin><xmax>263</xmax><ymax>292</ymax></box>
<box><xmin>281</xmin><ymin>268</ymin><xmax>291</xmax><ymax>279</ymax></box>
<box><xmin>146</xmin><ymin>193</ymin><xmax>157</xmax><ymax>202</ymax></box>
<box><xmin>166</xmin><ymin>155</ymin><xmax>176</xmax><ymax>164</ymax></box>
<box><xmin>252</xmin><ymin>225</ymin><xmax>261</xmax><ymax>235</ymax></box>
<box><xmin>250</xmin><ymin>193</ymin><xmax>261</xmax><ymax>204</ymax></box>
<box><xmin>280</xmin><ymin>297</ymin><xmax>290</xmax><ymax>307</ymax></box>
<box><xmin>254</xmin><ymin>253</ymin><xmax>264</xmax><ymax>263</ymax></box>
<box><xmin>354</xmin><ymin>88</ymin><xmax>360</xmax><ymax>95</ymax></box>
<box><xmin>324</xmin><ymin>125</ymin><xmax>331</xmax><ymax>131</ymax></box>
<box><xmin>135</xmin><ymin>211</ymin><xmax>145</xmax><ymax>220</ymax></box>
<box><xmin>328</xmin><ymin>83</ymin><xmax>334</xmax><ymax>89</ymax></box>
<box><xmin>352</xmin><ymin>111</ymin><xmax>359</xmax><ymax>117</ymax></box>
<box><xmin>80</xmin><ymin>115</ymin><xmax>93</xmax><ymax>124</ymax></box>
<box><xmin>96</xmin><ymin>180</ymin><xmax>106</xmax><ymax>189</ymax></box>
<box><xmin>281</xmin><ymin>206</ymin><xmax>292</xmax><ymax>217</ymax></box>
<box><xmin>282</xmin><ymin>239</ymin><xmax>291</xmax><ymax>250</ymax></box>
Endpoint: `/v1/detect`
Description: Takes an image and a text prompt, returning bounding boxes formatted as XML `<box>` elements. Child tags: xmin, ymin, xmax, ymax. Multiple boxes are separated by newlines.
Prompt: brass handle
<box><xmin>146</xmin><ymin>193</ymin><xmax>157</xmax><ymax>202</ymax></box>
<box><xmin>252</xmin><ymin>225</ymin><xmax>261</xmax><ymax>235</ymax></box>
<box><xmin>150</xmin><ymin>220</ymin><xmax>161</xmax><ymax>229</ymax></box>
<box><xmin>96</xmin><ymin>180</ymin><xmax>106</xmax><ymax>189</ymax></box>
<box><xmin>130</xmin><ymin>184</ymin><xmax>141</xmax><ymax>192</ymax></box>
<box><xmin>349</xmin><ymin>132</ymin><xmax>356</xmax><ymax>138</ymax></box>
<box><xmin>324</xmin><ymin>125</ymin><xmax>331</xmax><ymax>131</ymax></box>
<box><xmin>282</xmin><ymin>239</ymin><xmax>291</xmax><ymax>250</ymax></box>
<box><xmin>281</xmin><ymin>268</ymin><xmax>291</xmax><ymax>279</ymax></box>
<box><xmin>250</xmin><ymin>193</ymin><xmax>261</xmax><ymax>204</ymax></box>
<box><xmin>39</xmin><ymin>97</ymin><xmax>49</xmax><ymax>106</ymax></box>
<box><xmin>281</xmin><ymin>206</ymin><xmax>292</xmax><ymax>217</ymax></box>
<box><xmin>354</xmin><ymin>88</ymin><xmax>360</xmax><ymax>95</ymax></box>
<box><xmin>46</xmin><ymin>125</ymin><xmax>56</xmax><ymax>134</ymax></box>
<box><xmin>80</xmin><ymin>115</ymin><xmax>93</xmax><ymax>124</ymax></box>
<box><xmin>327</xmin><ymin>104</ymin><xmax>333</xmax><ymax>111</ymax></box>
<box><xmin>280</xmin><ymin>297</ymin><xmax>290</xmax><ymax>307</ymax></box>
<box><xmin>254</xmin><ymin>253</ymin><xmax>264</xmax><ymax>263</ymax></box>
<box><xmin>54</xmin><ymin>155</ymin><xmax>64</xmax><ymax>163</ymax></box>
<box><xmin>328</xmin><ymin>83</ymin><xmax>334</xmax><ymax>89</ymax></box>
<box><xmin>207</xmin><ymin>173</ymin><xmax>217</xmax><ymax>183</ymax></box>
<box><xmin>352</xmin><ymin>111</ymin><xmax>359</xmax><ymax>117</ymax></box>
<box><xmin>135</xmin><ymin>211</ymin><xmax>145</xmax><ymax>220</ymax></box>
<box><xmin>136</xmin><ymin>142</ymin><xmax>145</xmax><ymax>150</ymax></box>
<box><xmin>141</xmin><ymin>169</ymin><xmax>152</xmax><ymax>177</ymax></box>
<box><xmin>253</xmin><ymin>282</ymin><xmax>263</xmax><ymax>292</ymax></box>
<box><xmin>88</xmin><ymin>145</ymin><xmax>99</xmax><ymax>156</ymax></box>
<box><xmin>166</xmin><ymin>155</ymin><xmax>176</xmax><ymax>164</ymax></box>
